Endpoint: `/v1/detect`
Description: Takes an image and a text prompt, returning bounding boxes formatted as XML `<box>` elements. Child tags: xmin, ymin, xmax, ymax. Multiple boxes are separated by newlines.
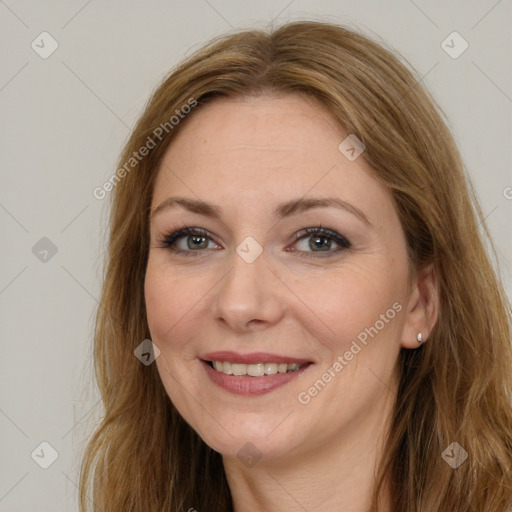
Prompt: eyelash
<box><xmin>156</xmin><ymin>224</ymin><xmax>351</xmax><ymax>260</ymax></box>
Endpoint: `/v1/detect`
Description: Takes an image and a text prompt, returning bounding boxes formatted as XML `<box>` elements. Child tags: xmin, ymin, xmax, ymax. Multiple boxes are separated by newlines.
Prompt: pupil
<box><xmin>310</xmin><ymin>236</ymin><xmax>330</xmax><ymax>251</ymax></box>
<box><xmin>189</xmin><ymin>235</ymin><xmax>207</xmax><ymax>249</ymax></box>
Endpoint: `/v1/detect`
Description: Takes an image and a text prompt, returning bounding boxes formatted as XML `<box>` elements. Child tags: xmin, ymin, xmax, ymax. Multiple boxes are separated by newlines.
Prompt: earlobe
<box><xmin>400</xmin><ymin>264</ymin><xmax>439</xmax><ymax>349</ymax></box>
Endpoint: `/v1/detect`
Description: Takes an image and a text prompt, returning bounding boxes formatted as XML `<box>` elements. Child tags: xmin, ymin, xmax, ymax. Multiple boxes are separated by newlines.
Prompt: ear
<box><xmin>400</xmin><ymin>264</ymin><xmax>439</xmax><ymax>349</ymax></box>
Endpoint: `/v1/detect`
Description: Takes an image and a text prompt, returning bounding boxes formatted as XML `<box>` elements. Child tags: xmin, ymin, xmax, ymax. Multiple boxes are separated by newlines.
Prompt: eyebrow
<box><xmin>151</xmin><ymin>196</ymin><xmax>372</xmax><ymax>226</ymax></box>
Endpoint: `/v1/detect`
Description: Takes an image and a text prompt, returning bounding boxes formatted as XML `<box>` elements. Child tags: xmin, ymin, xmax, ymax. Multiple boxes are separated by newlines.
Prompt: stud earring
<box><xmin>417</xmin><ymin>332</ymin><xmax>424</xmax><ymax>343</ymax></box>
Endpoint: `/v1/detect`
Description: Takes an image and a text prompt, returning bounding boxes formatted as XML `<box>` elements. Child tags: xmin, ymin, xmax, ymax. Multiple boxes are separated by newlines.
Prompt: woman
<box><xmin>80</xmin><ymin>21</ymin><xmax>512</xmax><ymax>511</ymax></box>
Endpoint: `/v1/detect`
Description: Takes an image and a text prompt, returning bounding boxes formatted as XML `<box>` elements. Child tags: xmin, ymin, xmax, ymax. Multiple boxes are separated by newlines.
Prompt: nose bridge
<box><xmin>213</xmin><ymin>245</ymin><xmax>284</xmax><ymax>329</ymax></box>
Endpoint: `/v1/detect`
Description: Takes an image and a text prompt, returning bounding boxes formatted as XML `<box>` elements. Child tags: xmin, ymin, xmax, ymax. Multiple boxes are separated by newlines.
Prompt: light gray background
<box><xmin>1</xmin><ymin>1</ymin><xmax>511</xmax><ymax>511</ymax></box>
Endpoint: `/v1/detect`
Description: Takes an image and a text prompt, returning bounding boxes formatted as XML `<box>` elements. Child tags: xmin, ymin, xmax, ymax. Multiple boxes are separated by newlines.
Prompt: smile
<box><xmin>209</xmin><ymin>361</ymin><xmax>306</xmax><ymax>376</ymax></box>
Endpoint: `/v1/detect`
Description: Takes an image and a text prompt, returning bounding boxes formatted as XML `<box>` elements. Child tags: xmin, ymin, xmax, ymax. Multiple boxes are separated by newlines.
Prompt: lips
<box><xmin>199</xmin><ymin>351</ymin><xmax>313</xmax><ymax>395</ymax></box>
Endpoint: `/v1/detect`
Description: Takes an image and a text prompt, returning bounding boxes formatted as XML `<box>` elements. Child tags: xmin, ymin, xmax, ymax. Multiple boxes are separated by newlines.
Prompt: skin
<box><xmin>144</xmin><ymin>93</ymin><xmax>438</xmax><ymax>512</ymax></box>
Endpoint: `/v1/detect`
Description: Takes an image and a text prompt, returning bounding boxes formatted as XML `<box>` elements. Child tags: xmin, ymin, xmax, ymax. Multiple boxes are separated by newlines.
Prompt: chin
<box><xmin>191</xmin><ymin>412</ymin><xmax>307</xmax><ymax>465</ymax></box>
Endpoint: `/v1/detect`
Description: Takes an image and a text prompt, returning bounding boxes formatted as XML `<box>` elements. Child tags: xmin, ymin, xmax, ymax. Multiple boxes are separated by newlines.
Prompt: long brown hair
<box><xmin>80</xmin><ymin>21</ymin><xmax>512</xmax><ymax>511</ymax></box>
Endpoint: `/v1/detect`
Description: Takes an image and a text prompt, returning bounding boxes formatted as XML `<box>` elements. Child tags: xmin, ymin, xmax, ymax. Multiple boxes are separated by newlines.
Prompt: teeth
<box><xmin>247</xmin><ymin>363</ymin><xmax>265</xmax><ymax>377</ymax></box>
<box><xmin>210</xmin><ymin>361</ymin><xmax>307</xmax><ymax>376</ymax></box>
<box><xmin>231</xmin><ymin>363</ymin><xmax>246</xmax><ymax>376</ymax></box>
<box><xmin>264</xmin><ymin>363</ymin><xmax>278</xmax><ymax>375</ymax></box>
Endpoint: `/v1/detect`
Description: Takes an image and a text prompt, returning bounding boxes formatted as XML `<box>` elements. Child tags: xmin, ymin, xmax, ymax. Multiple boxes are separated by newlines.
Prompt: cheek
<box><xmin>144</xmin><ymin>262</ymin><xmax>199</xmax><ymax>346</ymax></box>
<box><xmin>288</xmin><ymin>261</ymin><xmax>403</xmax><ymax>350</ymax></box>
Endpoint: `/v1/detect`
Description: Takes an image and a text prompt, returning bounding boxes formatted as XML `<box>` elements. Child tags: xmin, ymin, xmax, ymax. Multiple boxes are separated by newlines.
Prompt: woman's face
<box><xmin>145</xmin><ymin>94</ymin><xmax>417</xmax><ymax>464</ymax></box>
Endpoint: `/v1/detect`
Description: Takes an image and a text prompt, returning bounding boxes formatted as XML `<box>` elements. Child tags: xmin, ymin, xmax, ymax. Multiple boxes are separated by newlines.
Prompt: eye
<box><xmin>156</xmin><ymin>224</ymin><xmax>351</xmax><ymax>259</ymax></box>
<box><xmin>288</xmin><ymin>226</ymin><xmax>351</xmax><ymax>259</ymax></box>
<box><xmin>157</xmin><ymin>226</ymin><xmax>221</xmax><ymax>256</ymax></box>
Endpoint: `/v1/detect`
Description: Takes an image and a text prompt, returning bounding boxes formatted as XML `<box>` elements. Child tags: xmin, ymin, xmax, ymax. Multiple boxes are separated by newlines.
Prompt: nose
<box><xmin>211</xmin><ymin>248</ymin><xmax>286</xmax><ymax>333</ymax></box>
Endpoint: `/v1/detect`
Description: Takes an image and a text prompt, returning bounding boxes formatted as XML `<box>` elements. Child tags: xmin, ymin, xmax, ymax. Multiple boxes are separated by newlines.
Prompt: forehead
<box><xmin>163</xmin><ymin>93</ymin><xmax>341</xmax><ymax>162</ymax></box>
<box><xmin>152</xmin><ymin>94</ymin><xmax>394</xmax><ymax>229</ymax></box>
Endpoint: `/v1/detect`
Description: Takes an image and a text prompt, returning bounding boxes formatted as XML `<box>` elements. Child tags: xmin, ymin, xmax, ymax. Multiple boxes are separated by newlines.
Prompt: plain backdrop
<box><xmin>1</xmin><ymin>1</ymin><xmax>511</xmax><ymax>510</ymax></box>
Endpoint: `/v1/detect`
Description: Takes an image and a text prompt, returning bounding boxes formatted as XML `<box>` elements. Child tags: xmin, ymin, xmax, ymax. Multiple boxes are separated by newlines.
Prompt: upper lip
<box><xmin>200</xmin><ymin>351</ymin><xmax>312</xmax><ymax>365</ymax></box>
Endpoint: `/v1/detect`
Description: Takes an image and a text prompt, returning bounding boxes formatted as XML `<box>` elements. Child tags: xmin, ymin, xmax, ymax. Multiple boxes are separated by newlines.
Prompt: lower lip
<box><xmin>201</xmin><ymin>360</ymin><xmax>312</xmax><ymax>395</ymax></box>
